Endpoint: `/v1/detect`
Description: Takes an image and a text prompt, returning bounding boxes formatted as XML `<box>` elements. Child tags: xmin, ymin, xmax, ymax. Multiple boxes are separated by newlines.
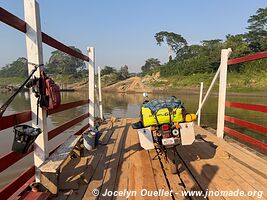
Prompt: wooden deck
<box><xmin>54</xmin><ymin>118</ymin><xmax>267</xmax><ymax>200</ymax></box>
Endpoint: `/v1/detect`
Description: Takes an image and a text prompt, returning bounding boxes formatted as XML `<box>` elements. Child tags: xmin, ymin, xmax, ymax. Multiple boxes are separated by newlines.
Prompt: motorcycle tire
<box><xmin>167</xmin><ymin>147</ymin><xmax>178</xmax><ymax>174</ymax></box>
<box><xmin>169</xmin><ymin>159</ymin><xmax>178</xmax><ymax>174</ymax></box>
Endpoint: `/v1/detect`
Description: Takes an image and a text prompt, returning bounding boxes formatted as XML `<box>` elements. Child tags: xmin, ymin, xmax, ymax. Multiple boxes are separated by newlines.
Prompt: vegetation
<box><xmin>0</xmin><ymin>57</ymin><xmax>28</xmax><ymax>78</ymax></box>
<box><xmin>100</xmin><ymin>65</ymin><xmax>130</xmax><ymax>86</ymax></box>
<box><xmin>138</xmin><ymin>7</ymin><xmax>267</xmax><ymax>89</ymax></box>
<box><xmin>141</xmin><ymin>58</ymin><xmax>161</xmax><ymax>74</ymax></box>
<box><xmin>0</xmin><ymin>7</ymin><xmax>266</xmax><ymax>90</ymax></box>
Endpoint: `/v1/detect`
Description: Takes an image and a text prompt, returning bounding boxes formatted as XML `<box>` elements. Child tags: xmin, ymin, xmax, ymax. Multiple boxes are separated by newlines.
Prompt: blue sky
<box><xmin>0</xmin><ymin>0</ymin><xmax>266</xmax><ymax>72</ymax></box>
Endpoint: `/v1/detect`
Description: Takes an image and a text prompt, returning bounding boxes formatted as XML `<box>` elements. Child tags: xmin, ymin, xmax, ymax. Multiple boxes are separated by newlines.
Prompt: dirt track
<box><xmin>102</xmin><ymin>76</ymin><xmax>152</xmax><ymax>93</ymax></box>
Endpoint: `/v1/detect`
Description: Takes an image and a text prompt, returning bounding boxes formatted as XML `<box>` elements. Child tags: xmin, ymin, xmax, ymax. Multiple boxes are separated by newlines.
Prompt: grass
<box><xmin>0</xmin><ymin>77</ymin><xmax>25</xmax><ymax>86</ymax></box>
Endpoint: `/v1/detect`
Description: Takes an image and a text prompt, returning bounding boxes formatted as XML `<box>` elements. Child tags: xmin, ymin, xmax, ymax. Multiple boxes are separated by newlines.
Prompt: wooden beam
<box><xmin>0</xmin><ymin>166</ymin><xmax>35</xmax><ymax>200</ymax></box>
<box><xmin>98</xmin><ymin>66</ymin><xmax>103</xmax><ymax>120</ymax></box>
<box><xmin>216</xmin><ymin>48</ymin><xmax>232</xmax><ymax>138</ymax></box>
<box><xmin>225</xmin><ymin>101</ymin><xmax>267</xmax><ymax>113</ymax></box>
<box><xmin>24</xmin><ymin>0</ymin><xmax>48</xmax><ymax>182</ymax></box>
<box><xmin>228</xmin><ymin>51</ymin><xmax>267</xmax><ymax>65</ymax></box>
<box><xmin>0</xmin><ymin>111</ymin><xmax>32</xmax><ymax>131</ymax></box>
<box><xmin>0</xmin><ymin>7</ymin><xmax>26</xmax><ymax>33</ymax></box>
<box><xmin>47</xmin><ymin>99</ymin><xmax>89</xmax><ymax>115</ymax></box>
<box><xmin>88</xmin><ymin>47</ymin><xmax>95</xmax><ymax>128</ymax></box>
<box><xmin>42</xmin><ymin>33</ymin><xmax>89</xmax><ymax>62</ymax></box>
<box><xmin>224</xmin><ymin>126</ymin><xmax>267</xmax><ymax>152</ymax></box>
<box><xmin>48</xmin><ymin>112</ymin><xmax>89</xmax><ymax>140</ymax></box>
<box><xmin>225</xmin><ymin>115</ymin><xmax>267</xmax><ymax>135</ymax></box>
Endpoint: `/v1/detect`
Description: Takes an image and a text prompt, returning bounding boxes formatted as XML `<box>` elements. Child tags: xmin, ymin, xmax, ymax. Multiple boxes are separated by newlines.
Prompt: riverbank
<box><xmin>1</xmin><ymin>69</ymin><xmax>267</xmax><ymax>94</ymax></box>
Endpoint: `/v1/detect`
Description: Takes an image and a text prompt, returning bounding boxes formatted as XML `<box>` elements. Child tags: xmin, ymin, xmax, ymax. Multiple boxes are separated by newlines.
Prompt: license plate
<box><xmin>162</xmin><ymin>138</ymin><xmax>175</xmax><ymax>146</ymax></box>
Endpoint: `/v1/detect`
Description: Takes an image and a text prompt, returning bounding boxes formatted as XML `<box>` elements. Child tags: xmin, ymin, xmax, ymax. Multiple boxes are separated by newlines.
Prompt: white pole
<box><xmin>24</xmin><ymin>0</ymin><xmax>48</xmax><ymax>181</ymax></box>
<box><xmin>197</xmin><ymin>82</ymin><xmax>203</xmax><ymax>126</ymax></box>
<box><xmin>88</xmin><ymin>47</ymin><xmax>95</xmax><ymax>128</ymax></box>
<box><xmin>216</xmin><ymin>48</ymin><xmax>232</xmax><ymax>138</ymax></box>
<box><xmin>98</xmin><ymin>66</ymin><xmax>103</xmax><ymax>120</ymax></box>
<box><xmin>196</xmin><ymin>66</ymin><xmax>220</xmax><ymax>115</ymax></box>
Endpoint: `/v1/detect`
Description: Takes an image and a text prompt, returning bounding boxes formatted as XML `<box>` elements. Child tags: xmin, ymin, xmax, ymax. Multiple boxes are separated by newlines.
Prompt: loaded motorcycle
<box><xmin>132</xmin><ymin>95</ymin><xmax>196</xmax><ymax>174</ymax></box>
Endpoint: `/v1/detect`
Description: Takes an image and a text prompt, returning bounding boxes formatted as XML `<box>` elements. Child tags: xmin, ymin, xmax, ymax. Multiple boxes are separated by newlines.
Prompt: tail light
<box><xmin>162</xmin><ymin>124</ymin><xmax>169</xmax><ymax>131</ymax></box>
<box><xmin>164</xmin><ymin>133</ymin><xmax>171</xmax><ymax>138</ymax></box>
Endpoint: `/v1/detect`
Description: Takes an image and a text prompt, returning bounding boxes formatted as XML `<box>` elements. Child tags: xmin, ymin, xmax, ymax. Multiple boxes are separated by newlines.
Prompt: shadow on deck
<box><xmin>54</xmin><ymin>118</ymin><xmax>267</xmax><ymax>200</ymax></box>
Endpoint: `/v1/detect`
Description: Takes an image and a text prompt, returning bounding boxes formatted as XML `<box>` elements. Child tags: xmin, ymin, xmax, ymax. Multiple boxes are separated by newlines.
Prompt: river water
<box><xmin>0</xmin><ymin>89</ymin><xmax>266</xmax><ymax>188</ymax></box>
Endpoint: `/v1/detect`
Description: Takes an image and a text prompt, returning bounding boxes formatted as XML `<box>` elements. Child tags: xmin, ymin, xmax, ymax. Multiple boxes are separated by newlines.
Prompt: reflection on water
<box><xmin>0</xmin><ymin>89</ymin><xmax>266</xmax><ymax>188</ymax></box>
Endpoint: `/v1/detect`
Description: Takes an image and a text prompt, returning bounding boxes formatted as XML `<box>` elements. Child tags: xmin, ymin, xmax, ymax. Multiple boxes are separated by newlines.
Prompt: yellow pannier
<box><xmin>141</xmin><ymin>107</ymin><xmax>184</xmax><ymax>127</ymax></box>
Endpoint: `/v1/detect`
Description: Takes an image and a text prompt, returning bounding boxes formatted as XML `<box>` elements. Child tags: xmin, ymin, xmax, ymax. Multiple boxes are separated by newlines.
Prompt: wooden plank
<box><xmin>40</xmin><ymin>135</ymin><xmax>82</xmax><ymax>173</ymax></box>
<box><xmin>0</xmin><ymin>111</ymin><xmax>32</xmax><ymax>131</ymax></box>
<box><xmin>176</xmin><ymin>145</ymin><xmax>224</xmax><ymax>200</ymax></box>
<box><xmin>188</xmin><ymin>139</ymin><xmax>256</xmax><ymax>200</ymax></box>
<box><xmin>224</xmin><ymin>126</ymin><xmax>267</xmax><ymax>151</ymax></box>
<box><xmin>157</xmin><ymin>149</ymin><xmax>188</xmax><ymax>200</ymax></box>
<box><xmin>223</xmin><ymin>158</ymin><xmax>267</xmax><ymax>197</ymax></box>
<box><xmin>19</xmin><ymin>192</ymin><xmax>52</xmax><ymax>200</ymax></box>
<box><xmin>0</xmin><ymin>166</ymin><xmax>35</xmax><ymax>200</ymax></box>
<box><xmin>194</xmin><ymin>126</ymin><xmax>267</xmax><ymax>175</ymax></box>
<box><xmin>0</xmin><ymin>148</ymin><xmax>33</xmax><ymax>173</ymax></box>
<box><xmin>42</xmin><ymin>33</ymin><xmax>89</xmax><ymax>62</ymax></box>
<box><xmin>127</xmin><ymin>121</ymin><xmax>160</xmax><ymax>200</ymax></box>
<box><xmin>48</xmin><ymin>113</ymin><xmax>89</xmax><ymax>140</ymax></box>
<box><xmin>67</xmin><ymin>123</ymin><xmax>118</xmax><ymax>200</ymax></box>
<box><xmin>98</xmin><ymin>120</ymin><xmax>129</xmax><ymax>200</ymax></box>
<box><xmin>216</xmin><ymin>48</ymin><xmax>231</xmax><ymax>138</ymax></box>
<box><xmin>228</xmin><ymin>51</ymin><xmax>267</xmax><ymax>65</ymax></box>
<box><xmin>174</xmin><ymin>151</ymin><xmax>205</xmax><ymax>200</ymax></box>
<box><xmin>48</xmin><ymin>99</ymin><xmax>89</xmax><ymax>115</ymax></box>
<box><xmin>191</xmin><ymin>137</ymin><xmax>267</xmax><ymax>199</ymax></box>
<box><xmin>225</xmin><ymin>115</ymin><xmax>267</xmax><ymax>135</ymax></box>
<box><xmin>40</xmin><ymin>135</ymin><xmax>81</xmax><ymax>195</ymax></box>
<box><xmin>225</xmin><ymin>101</ymin><xmax>267</xmax><ymax>113</ymax></box>
<box><xmin>0</xmin><ymin>8</ymin><xmax>89</xmax><ymax>62</ymax></box>
<box><xmin>114</xmin><ymin>120</ymin><xmax>132</xmax><ymax>200</ymax></box>
<box><xmin>80</xmin><ymin>121</ymin><xmax>123</xmax><ymax>199</ymax></box>
<box><xmin>0</xmin><ymin>7</ymin><xmax>26</xmax><ymax>33</ymax></box>
<box><xmin>148</xmin><ymin>150</ymin><xmax>173</xmax><ymax>200</ymax></box>
<box><xmin>99</xmin><ymin>122</ymin><xmax>115</xmax><ymax>145</ymax></box>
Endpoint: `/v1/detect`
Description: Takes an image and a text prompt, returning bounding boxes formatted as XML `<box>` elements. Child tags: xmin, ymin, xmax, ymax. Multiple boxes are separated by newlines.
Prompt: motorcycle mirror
<box><xmin>143</xmin><ymin>92</ymin><xmax>148</xmax><ymax>98</ymax></box>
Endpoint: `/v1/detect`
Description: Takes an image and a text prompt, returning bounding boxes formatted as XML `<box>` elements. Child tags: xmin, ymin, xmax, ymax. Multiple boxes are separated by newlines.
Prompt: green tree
<box><xmin>224</xmin><ymin>34</ymin><xmax>251</xmax><ymax>58</ymax></box>
<box><xmin>101</xmin><ymin>66</ymin><xmax>116</xmax><ymax>76</ymax></box>
<box><xmin>0</xmin><ymin>57</ymin><xmax>28</xmax><ymax>78</ymax></box>
<box><xmin>141</xmin><ymin>58</ymin><xmax>160</xmax><ymax>73</ymax></box>
<box><xmin>155</xmin><ymin>31</ymin><xmax>187</xmax><ymax>58</ymax></box>
<box><xmin>245</xmin><ymin>7</ymin><xmax>267</xmax><ymax>52</ymax></box>
<box><xmin>119</xmin><ymin>65</ymin><xmax>129</xmax><ymax>79</ymax></box>
<box><xmin>46</xmin><ymin>46</ymin><xmax>85</xmax><ymax>74</ymax></box>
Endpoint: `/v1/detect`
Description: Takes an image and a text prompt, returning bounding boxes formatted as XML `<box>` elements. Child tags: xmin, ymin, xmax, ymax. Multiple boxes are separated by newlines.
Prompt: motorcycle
<box><xmin>132</xmin><ymin>94</ymin><xmax>196</xmax><ymax>174</ymax></box>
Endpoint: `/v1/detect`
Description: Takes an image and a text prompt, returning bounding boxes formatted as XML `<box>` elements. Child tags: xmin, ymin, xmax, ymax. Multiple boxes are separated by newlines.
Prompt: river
<box><xmin>0</xmin><ymin>89</ymin><xmax>266</xmax><ymax>188</ymax></box>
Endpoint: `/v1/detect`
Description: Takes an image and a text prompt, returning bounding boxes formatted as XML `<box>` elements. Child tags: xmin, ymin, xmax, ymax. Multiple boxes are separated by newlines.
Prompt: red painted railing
<box><xmin>0</xmin><ymin>7</ymin><xmax>89</xmax><ymax>62</ymax></box>
<box><xmin>228</xmin><ymin>51</ymin><xmax>267</xmax><ymax>65</ymax></box>
<box><xmin>224</xmin><ymin>50</ymin><xmax>267</xmax><ymax>152</ymax></box>
<box><xmin>0</xmin><ymin>100</ymin><xmax>90</xmax><ymax>199</ymax></box>
<box><xmin>0</xmin><ymin>5</ymin><xmax>92</xmax><ymax>200</ymax></box>
<box><xmin>225</xmin><ymin>102</ymin><xmax>267</xmax><ymax>152</ymax></box>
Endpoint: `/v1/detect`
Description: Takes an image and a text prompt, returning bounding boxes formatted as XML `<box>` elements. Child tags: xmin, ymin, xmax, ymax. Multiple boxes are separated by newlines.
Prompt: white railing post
<box><xmin>98</xmin><ymin>66</ymin><xmax>103</xmax><ymax>120</ymax></box>
<box><xmin>216</xmin><ymin>48</ymin><xmax>232</xmax><ymax>138</ymax></box>
<box><xmin>197</xmin><ymin>82</ymin><xmax>203</xmax><ymax>126</ymax></box>
<box><xmin>24</xmin><ymin>0</ymin><xmax>48</xmax><ymax>181</ymax></box>
<box><xmin>88</xmin><ymin>47</ymin><xmax>95</xmax><ymax>128</ymax></box>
